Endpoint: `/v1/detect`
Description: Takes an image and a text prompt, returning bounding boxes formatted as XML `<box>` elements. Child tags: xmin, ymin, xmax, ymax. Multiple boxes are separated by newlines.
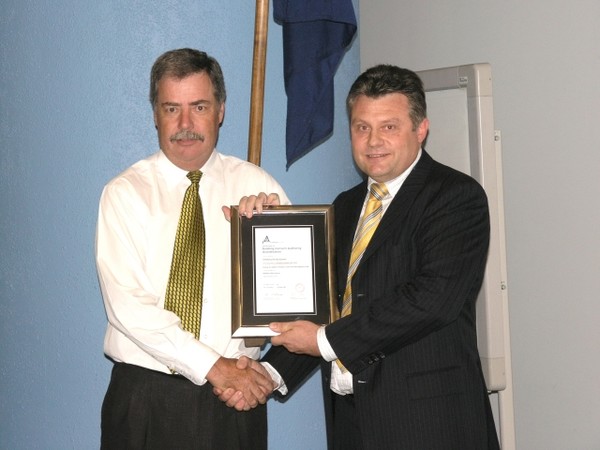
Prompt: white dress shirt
<box><xmin>318</xmin><ymin>150</ymin><xmax>422</xmax><ymax>395</ymax></box>
<box><xmin>96</xmin><ymin>149</ymin><xmax>290</xmax><ymax>385</ymax></box>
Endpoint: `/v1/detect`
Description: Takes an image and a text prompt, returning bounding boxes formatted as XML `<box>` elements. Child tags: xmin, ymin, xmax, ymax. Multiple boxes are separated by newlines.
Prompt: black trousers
<box><xmin>332</xmin><ymin>394</ymin><xmax>362</xmax><ymax>450</ymax></box>
<box><xmin>101</xmin><ymin>363</ymin><xmax>267</xmax><ymax>450</ymax></box>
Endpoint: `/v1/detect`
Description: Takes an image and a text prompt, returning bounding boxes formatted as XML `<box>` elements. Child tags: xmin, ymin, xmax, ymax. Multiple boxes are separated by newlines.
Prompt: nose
<box><xmin>179</xmin><ymin>107</ymin><xmax>192</xmax><ymax>130</ymax></box>
<box><xmin>368</xmin><ymin>129</ymin><xmax>382</xmax><ymax>147</ymax></box>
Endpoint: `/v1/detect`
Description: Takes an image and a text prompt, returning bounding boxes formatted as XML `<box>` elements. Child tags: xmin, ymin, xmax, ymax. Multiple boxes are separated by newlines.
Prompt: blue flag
<box><xmin>274</xmin><ymin>0</ymin><xmax>357</xmax><ymax>168</ymax></box>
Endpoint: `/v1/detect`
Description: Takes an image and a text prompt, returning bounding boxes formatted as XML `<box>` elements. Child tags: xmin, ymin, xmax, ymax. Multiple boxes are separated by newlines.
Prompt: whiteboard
<box><xmin>417</xmin><ymin>64</ymin><xmax>509</xmax><ymax>391</ymax></box>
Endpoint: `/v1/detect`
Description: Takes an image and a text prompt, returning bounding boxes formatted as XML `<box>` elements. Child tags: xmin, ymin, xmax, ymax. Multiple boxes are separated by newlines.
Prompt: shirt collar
<box><xmin>157</xmin><ymin>149</ymin><xmax>218</xmax><ymax>186</ymax></box>
<box><xmin>367</xmin><ymin>148</ymin><xmax>422</xmax><ymax>199</ymax></box>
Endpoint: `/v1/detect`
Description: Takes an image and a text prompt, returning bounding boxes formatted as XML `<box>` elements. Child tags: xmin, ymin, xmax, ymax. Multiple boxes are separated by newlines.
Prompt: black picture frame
<box><xmin>231</xmin><ymin>205</ymin><xmax>338</xmax><ymax>340</ymax></box>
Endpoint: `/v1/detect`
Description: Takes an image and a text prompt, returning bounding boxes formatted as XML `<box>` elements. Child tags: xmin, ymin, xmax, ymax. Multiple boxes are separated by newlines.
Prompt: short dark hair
<box><xmin>149</xmin><ymin>48</ymin><xmax>226</xmax><ymax>109</ymax></box>
<box><xmin>346</xmin><ymin>64</ymin><xmax>427</xmax><ymax>130</ymax></box>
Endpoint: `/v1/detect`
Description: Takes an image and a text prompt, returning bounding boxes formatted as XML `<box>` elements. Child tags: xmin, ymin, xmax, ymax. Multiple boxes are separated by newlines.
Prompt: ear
<box><xmin>416</xmin><ymin>118</ymin><xmax>429</xmax><ymax>144</ymax></box>
<box><xmin>218</xmin><ymin>102</ymin><xmax>225</xmax><ymax>126</ymax></box>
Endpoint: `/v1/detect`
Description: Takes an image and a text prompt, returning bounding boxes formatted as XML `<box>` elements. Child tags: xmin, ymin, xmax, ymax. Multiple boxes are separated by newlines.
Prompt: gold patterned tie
<box><xmin>164</xmin><ymin>171</ymin><xmax>205</xmax><ymax>339</ymax></box>
<box><xmin>337</xmin><ymin>182</ymin><xmax>388</xmax><ymax>371</ymax></box>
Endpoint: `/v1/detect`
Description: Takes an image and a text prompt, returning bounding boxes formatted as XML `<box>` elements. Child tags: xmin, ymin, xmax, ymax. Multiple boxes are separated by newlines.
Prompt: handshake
<box><xmin>208</xmin><ymin>355</ymin><xmax>276</xmax><ymax>411</ymax></box>
<box><xmin>209</xmin><ymin>319</ymin><xmax>321</xmax><ymax>411</ymax></box>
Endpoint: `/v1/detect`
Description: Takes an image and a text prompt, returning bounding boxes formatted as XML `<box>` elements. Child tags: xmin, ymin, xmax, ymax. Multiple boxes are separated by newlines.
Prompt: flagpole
<box><xmin>244</xmin><ymin>0</ymin><xmax>269</xmax><ymax>348</ymax></box>
<box><xmin>247</xmin><ymin>0</ymin><xmax>269</xmax><ymax>167</ymax></box>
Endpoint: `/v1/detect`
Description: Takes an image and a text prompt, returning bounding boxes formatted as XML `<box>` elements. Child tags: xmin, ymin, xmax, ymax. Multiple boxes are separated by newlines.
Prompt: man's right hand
<box><xmin>212</xmin><ymin>356</ymin><xmax>275</xmax><ymax>411</ymax></box>
<box><xmin>207</xmin><ymin>356</ymin><xmax>275</xmax><ymax>411</ymax></box>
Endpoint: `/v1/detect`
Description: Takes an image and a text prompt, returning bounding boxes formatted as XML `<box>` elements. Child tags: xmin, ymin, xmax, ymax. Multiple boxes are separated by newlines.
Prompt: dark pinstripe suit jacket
<box><xmin>263</xmin><ymin>150</ymin><xmax>500</xmax><ymax>449</ymax></box>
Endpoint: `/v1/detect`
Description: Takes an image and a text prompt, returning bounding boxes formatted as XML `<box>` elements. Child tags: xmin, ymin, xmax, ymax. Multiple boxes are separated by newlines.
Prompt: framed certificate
<box><xmin>231</xmin><ymin>205</ymin><xmax>338</xmax><ymax>340</ymax></box>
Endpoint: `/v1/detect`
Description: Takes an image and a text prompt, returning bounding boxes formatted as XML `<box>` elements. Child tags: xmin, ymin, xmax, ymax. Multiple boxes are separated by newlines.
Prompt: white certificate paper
<box><xmin>253</xmin><ymin>226</ymin><xmax>316</xmax><ymax>315</ymax></box>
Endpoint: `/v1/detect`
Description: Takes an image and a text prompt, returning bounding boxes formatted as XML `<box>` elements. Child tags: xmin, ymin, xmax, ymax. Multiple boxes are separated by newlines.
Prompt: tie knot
<box><xmin>187</xmin><ymin>170</ymin><xmax>202</xmax><ymax>185</ymax></box>
<box><xmin>370</xmin><ymin>182</ymin><xmax>388</xmax><ymax>200</ymax></box>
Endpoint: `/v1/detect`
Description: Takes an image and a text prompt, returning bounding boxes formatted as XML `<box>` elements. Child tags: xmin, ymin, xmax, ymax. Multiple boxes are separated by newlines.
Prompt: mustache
<box><xmin>169</xmin><ymin>130</ymin><xmax>205</xmax><ymax>142</ymax></box>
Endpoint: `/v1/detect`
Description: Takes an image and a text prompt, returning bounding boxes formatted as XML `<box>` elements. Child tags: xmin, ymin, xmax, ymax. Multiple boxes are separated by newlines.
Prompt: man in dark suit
<box><xmin>223</xmin><ymin>64</ymin><xmax>500</xmax><ymax>449</ymax></box>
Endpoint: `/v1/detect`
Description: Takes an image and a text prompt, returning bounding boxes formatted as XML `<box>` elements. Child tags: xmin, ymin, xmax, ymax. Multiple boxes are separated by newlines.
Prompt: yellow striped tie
<box><xmin>164</xmin><ymin>171</ymin><xmax>205</xmax><ymax>339</ymax></box>
<box><xmin>337</xmin><ymin>182</ymin><xmax>388</xmax><ymax>371</ymax></box>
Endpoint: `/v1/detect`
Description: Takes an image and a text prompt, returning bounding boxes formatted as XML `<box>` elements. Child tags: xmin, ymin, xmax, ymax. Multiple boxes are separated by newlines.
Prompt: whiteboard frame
<box><xmin>417</xmin><ymin>63</ymin><xmax>509</xmax><ymax>392</ymax></box>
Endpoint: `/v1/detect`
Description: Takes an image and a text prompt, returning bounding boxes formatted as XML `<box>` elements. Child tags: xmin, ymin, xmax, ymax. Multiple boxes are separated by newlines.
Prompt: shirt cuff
<box><xmin>261</xmin><ymin>362</ymin><xmax>288</xmax><ymax>395</ymax></box>
<box><xmin>172</xmin><ymin>343</ymin><xmax>222</xmax><ymax>385</ymax></box>
<box><xmin>317</xmin><ymin>325</ymin><xmax>337</xmax><ymax>362</ymax></box>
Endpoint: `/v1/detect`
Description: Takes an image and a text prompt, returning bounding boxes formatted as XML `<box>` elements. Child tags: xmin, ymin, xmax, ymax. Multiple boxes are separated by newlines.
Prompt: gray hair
<box><xmin>149</xmin><ymin>48</ymin><xmax>226</xmax><ymax>109</ymax></box>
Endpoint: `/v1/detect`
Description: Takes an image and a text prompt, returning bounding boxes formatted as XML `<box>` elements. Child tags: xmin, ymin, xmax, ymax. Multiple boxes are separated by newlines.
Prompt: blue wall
<box><xmin>0</xmin><ymin>1</ymin><xmax>360</xmax><ymax>448</ymax></box>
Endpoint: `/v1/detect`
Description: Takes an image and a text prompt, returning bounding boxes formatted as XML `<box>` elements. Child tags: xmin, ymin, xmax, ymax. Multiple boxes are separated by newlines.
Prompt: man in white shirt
<box><xmin>96</xmin><ymin>48</ymin><xmax>289</xmax><ymax>450</ymax></box>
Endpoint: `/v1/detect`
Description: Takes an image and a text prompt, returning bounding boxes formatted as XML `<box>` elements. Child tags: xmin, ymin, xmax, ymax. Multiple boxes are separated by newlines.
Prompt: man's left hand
<box><xmin>222</xmin><ymin>192</ymin><xmax>281</xmax><ymax>221</ymax></box>
<box><xmin>269</xmin><ymin>320</ymin><xmax>321</xmax><ymax>356</ymax></box>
